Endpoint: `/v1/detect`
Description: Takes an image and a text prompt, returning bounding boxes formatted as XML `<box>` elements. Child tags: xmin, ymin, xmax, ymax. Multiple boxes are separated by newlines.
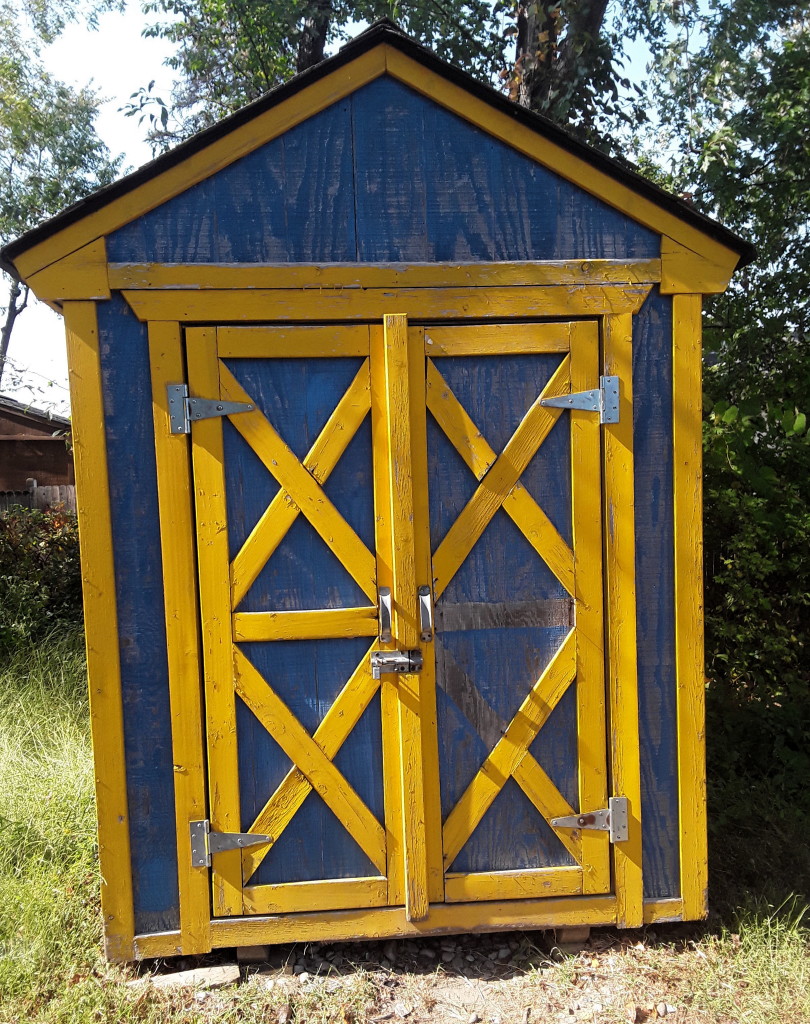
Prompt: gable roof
<box><xmin>0</xmin><ymin>19</ymin><xmax>754</xmax><ymax>279</ymax></box>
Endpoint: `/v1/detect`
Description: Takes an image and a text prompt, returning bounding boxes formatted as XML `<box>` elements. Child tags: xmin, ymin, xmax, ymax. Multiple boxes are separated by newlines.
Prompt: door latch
<box><xmin>167</xmin><ymin>384</ymin><xmax>254</xmax><ymax>434</ymax></box>
<box><xmin>550</xmin><ymin>796</ymin><xmax>629</xmax><ymax>843</ymax></box>
<box><xmin>540</xmin><ymin>375</ymin><xmax>620</xmax><ymax>424</ymax></box>
<box><xmin>370</xmin><ymin>650</ymin><xmax>423</xmax><ymax>679</ymax></box>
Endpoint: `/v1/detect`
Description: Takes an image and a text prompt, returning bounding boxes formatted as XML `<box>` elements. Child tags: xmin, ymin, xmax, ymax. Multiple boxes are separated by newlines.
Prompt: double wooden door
<box><xmin>187</xmin><ymin>314</ymin><xmax>611</xmax><ymax>920</ymax></box>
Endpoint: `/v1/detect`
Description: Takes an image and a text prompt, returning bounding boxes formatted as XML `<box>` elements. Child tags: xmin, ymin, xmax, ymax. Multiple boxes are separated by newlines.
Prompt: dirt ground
<box><xmin>138</xmin><ymin>926</ymin><xmax>736</xmax><ymax>1024</ymax></box>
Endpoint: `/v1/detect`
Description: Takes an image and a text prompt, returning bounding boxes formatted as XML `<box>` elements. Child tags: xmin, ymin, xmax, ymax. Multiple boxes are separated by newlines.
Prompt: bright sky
<box><xmin>2</xmin><ymin>4</ymin><xmax>177</xmax><ymax>415</ymax></box>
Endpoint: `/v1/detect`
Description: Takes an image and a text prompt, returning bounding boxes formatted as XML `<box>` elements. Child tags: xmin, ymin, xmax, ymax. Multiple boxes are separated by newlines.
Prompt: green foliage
<box><xmin>133</xmin><ymin>0</ymin><xmax>511</xmax><ymax>150</ymax></box>
<box><xmin>0</xmin><ymin>506</ymin><xmax>83</xmax><ymax>649</ymax></box>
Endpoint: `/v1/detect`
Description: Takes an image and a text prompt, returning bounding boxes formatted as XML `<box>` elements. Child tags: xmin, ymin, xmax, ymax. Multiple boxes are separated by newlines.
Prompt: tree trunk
<box><xmin>515</xmin><ymin>0</ymin><xmax>611</xmax><ymax>117</ymax></box>
<box><xmin>0</xmin><ymin>274</ymin><xmax>29</xmax><ymax>389</ymax></box>
<box><xmin>296</xmin><ymin>0</ymin><xmax>333</xmax><ymax>72</ymax></box>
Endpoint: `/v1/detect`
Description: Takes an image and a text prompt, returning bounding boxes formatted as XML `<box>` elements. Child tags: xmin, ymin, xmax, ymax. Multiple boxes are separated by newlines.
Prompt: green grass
<box><xmin>1</xmin><ymin>629</ymin><xmax>809</xmax><ymax>1023</ymax></box>
<box><xmin>0</xmin><ymin>630</ymin><xmax>102</xmax><ymax>1011</ymax></box>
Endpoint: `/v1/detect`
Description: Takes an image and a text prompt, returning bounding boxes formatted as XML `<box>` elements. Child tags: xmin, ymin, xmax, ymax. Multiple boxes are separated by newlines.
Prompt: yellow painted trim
<box><xmin>230</xmin><ymin>353</ymin><xmax>371</xmax><ymax>606</ymax></box>
<box><xmin>14</xmin><ymin>47</ymin><xmax>388</xmax><ymax>279</ymax></box>
<box><xmin>234</xmin><ymin>648</ymin><xmax>388</xmax><ymax>876</ymax></box>
<box><xmin>133</xmin><ymin>893</ymin><xmax>620</xmax><ymax>956</ymax></box>
<box><xmin>217</xmin><ymin>324</ymin><xmax>370</xmax><ymax>358</ymax></box>
<box><xmin>425</xmin><ymin>322</ymin><xmax>571</xmax><ymax>355</ymax></box>
<box><xmin>425</xmin><ymin>356</ymin><xmax>575</xmax><ymax>596</ymax></box>
<box><xmin>148</xmin><ymin>322</ymin><xmax>211</xmax><ymax>955</ymax></box>
<box><xmin>243</xmin><ymin>877</ymin><xmax>388</xmax><ymax>915</ymax></box>
<box><xmin>13</xmin><ymin>44</ymin><xmax>737</xmax><ymax>281</ymax></box>
<box><xmin>233</xmin><ymin>608</ymin><xmax>378</xmax><ymax>641</ymax></box>
<box><xmin>384</xmin><ymin>46</ymin><xmax>741</xmax><ymax>269</ymax></box>
<box><xmin>643</xmin><ymin>898</ymin><xmax>685</xmax><ymax>924</ymax></box>
<box><xmin>442</xmin><ymin>631</ymin><xmax>577</xmax><ymax>867</ymax></box>
<box><xmin>187</xmin><ymin>326</ymin><xmax>244</xmax><ymax>915</ymax></box>
<box><xmin>209</xmin><ymin>894</ymin><xmax>618</xmax><ymax>946</ymax></box>
<box><xmin>27</xmin><ymin>238</ymin><xmax>110</xmax><ymax>302</ymax></box>
<box><xmin>660</xmin><ymin>237</ymin><xmax>737</xmax><ymax>295</ymax></box>
<box><xmin>445</xmin><ymin>867</ymin><xmax>583</xmax><ymax>903</ymax></box>
<box><xmin>569</xmin><ymin>321</ymin><xmax>610</xmax><ymax>895</ymax></box>
<box><xmin>407</xmin><ymin>330</ymin><xmax>445</xmax><ymax>906</ymax></box>
<box><xmin>672</xmin><ymin>294</ymin><xmax>708</xmax><ymax>921</ymax></box>
<box><xmin>109</xmin><ymin>259</ymin><xmax>662</xmax><ymax>292</ymax></box>
<box><xmin>603</xmin><ymin>313</ymin><xmax>643</xmax><ymax>928</ymax></box>
<box><xmin>121</xmin><ymin>285</ymin><xmax>653</xmax><ymax>323</ymax></box>
<box><xmin>512</xmin><ymin>755</ymin><xmax>583</xmax><ymax>866</ymax></box>
<box><xmin>63</xmin><ymin>301</ymin><xmax>134</xmax><ymax>962</ymax></box>
<box><xmin>220</xmin><ymin>362</ymin><xmax>377</xmax><ymax>602</ymax></box>
<box><xmin>133</xmin><ymin>931</ymin><xmax>185</xmax><ymax>960</ymax></box>
<box><xmin>382</xmin><ymin>315</ymin><xmax>430</xmax><ymax>922</ymax></box>
<box><xmin>370</xmin><ymin>324</ymin><xmax>405</xmax><ymax>907</ymax></box>
<box><xmin>243</xmin><ymin>646</ymin><xmax>380</xmax><ymax>881</ymax></box>
<box><xmin>431</xmin><ymin>355</ymin><xmax>569</xmax><ymax>599</ymax></box>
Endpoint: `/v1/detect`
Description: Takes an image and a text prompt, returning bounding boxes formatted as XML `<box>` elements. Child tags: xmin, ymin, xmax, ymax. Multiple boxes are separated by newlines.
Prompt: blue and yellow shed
<box><xmin>1</xmin><ymin>22</ymin><xmax>753</xmax><ymax>961</ymax></box>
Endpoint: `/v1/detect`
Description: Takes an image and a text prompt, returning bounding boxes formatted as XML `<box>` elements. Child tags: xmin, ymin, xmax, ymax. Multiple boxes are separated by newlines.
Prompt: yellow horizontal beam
<box><xmin>108</xmin><ymin>258</ymin><xmax>662</xmax><ymax>292</ymax></box>
<box><xmin>217</xmin><ymin>325</ymin><xmax>370</xmax><ymax>358</ymax></box>
<box><xmin>233</xmin><ymin>607</ymin><xmax>378</xmax><ymax>641</ymax></box>
<box><xmin>643</xmin><ymin>898</ymin><xmax>685</xmax><ymax>924</ymax></box>
<box><xmin>243</xmin><ymin>877</ymin><xmax>388</xmax><ymax>915</ymax></box>
<box><xmin>121</xmin><ymin>284</ymin><xmax>653</xmax><ymax>323</ymax></box>
<box><xmin>425</xmin><ymin>322</ymin><xmax>572</xmax><ymax>355</ymax></box>
<box><xmin>132</xmin><ymin>893</ymin><xmax>619</xmax><ymax>957</ymax></box>
<box><xmin>444</xmin><ymin>867</ymin><xmax>583</xmax><ymax>903</ymax></box>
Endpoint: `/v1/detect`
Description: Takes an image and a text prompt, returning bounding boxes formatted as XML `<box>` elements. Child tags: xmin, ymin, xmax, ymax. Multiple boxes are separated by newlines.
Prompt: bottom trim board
<box><xmin>133</xmin><ymin>896</ymin><xmax>618</xmax><ymax>959</ymax></box>
<box><xmin>642</xmin><ymin>898</ymin><xmax>684</xmax><ymax>924</ymax></box>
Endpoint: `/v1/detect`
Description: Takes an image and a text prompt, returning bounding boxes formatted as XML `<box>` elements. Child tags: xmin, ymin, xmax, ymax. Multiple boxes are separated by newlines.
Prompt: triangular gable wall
<box><xmin>7</xmin><ymin>34</ymin><xmax>750</xmax><ymax>286</ymax></box>
<box><xmin>107</xmin><ymin>78</ymin><xmax>658</xmax><ymax>266</ymax></box>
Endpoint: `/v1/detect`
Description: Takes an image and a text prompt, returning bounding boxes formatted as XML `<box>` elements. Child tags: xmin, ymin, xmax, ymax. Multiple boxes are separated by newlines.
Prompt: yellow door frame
<box><xmin>138</xmin><ymin>276</ymin><xmax>649</xmax><ymax>956</ymax></box>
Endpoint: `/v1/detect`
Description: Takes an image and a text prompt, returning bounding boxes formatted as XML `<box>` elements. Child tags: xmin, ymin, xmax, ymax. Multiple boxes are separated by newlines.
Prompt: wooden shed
<box><xmin>0</xmin><ymin>22</ymin><xmax>753</xmax><ymax>961</ymax></box>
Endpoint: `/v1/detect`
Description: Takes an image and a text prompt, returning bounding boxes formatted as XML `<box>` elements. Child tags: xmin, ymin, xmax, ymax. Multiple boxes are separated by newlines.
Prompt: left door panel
<box><xmin>187</xmin><ymin>325</ymin><xmax>389</xmax><ymax>917</ymax></box>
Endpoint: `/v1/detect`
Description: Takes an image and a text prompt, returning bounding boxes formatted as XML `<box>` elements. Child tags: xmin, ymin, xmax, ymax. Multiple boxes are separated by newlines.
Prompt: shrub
<box><xmin>0</xmin><ymin>505</ymin><xmax>83</xmax><ymax>649</ymax></box>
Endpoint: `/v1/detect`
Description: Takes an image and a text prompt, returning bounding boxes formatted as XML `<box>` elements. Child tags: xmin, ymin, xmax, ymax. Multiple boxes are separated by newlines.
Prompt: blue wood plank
<box><xmin>633</xmin><ymin>288</ymin><xmax>680</xmax><ymax>900</ymax></box>
<box><xmin>226</xmin><ymin>353</ymin><xmax>382</xmax><ymax>885</ymax></box>
<box><xmin>237</xmin><ymin>640</ymin><xmax>383</xmax><ymax>886</ymax></box>
<box><xmin>429</xmin><ymin>351</ymin><xmax>577</xmax><ymax>874</ymax></box>
<box><xmin>223</xmin><ymin>357</ymin><xmax>373</xmax><ymax>612</ymax></box>
<box><xmin>108</xmin><ymin>100</ymin><xmax>357</xmax><ymax>263</ymax></box>
<box><xmin>108</xmin><ymin>77</ymin><xmax>658</xmax><ymax>264</ymax></box>
<box><xmin>97</xmin><ymin>295</ymin><xmax>179</xmax><ymax>933</ymax></box>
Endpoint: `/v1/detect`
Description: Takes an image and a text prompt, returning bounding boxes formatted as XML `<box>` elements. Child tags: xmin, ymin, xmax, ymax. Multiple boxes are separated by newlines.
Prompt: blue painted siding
<box><xmin>97</xmin><ymin>296</ymin><xmax>179</xmax><ymax>933</ymax></box>
<box><xmin>428</xmin><ymin>352</ymin><xmax>578</xmax><ymax>873</ymax></box>
<box><xmin>108</xmin><ymin>77</ymin><xmax>658</xmax><ymax>264</ymax></box>
<box><xmin>224</xmin><ymin>356</ymin><xmax>383</xmax><ymax>886</ymax></box>
<box><xmin>633</xmin><ymin>288</ymin><xmax>680</xmax><ymax>900</ymax></box>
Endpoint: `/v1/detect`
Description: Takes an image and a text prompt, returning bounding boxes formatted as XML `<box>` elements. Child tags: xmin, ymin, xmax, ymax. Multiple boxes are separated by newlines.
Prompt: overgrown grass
<box><xmin>1</xmin><ymin>629</ymin><xmax>809</xmax><ymax>1023</ymax></box>
<box><xmin>0</xmin><ymin>629</ymin><xmax>102</xmax><ymax>1011</ymax></box>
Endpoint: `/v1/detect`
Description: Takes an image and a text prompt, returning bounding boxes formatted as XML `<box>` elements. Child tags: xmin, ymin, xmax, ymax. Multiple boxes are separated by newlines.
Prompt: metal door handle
<box><xmin>418</xmin><ymin>585</ymin><xmax>434</xmax><ymax>642</ymax></box>
<box><xmin>378</xmin><ymin>587</ymin><xmax>392</xmax><ymax>643</ymax></box>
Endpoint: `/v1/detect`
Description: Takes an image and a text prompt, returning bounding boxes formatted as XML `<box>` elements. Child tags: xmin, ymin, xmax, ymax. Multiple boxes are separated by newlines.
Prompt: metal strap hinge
<box><xmin>189</xmin><ymin>820</ymin><xmax>272</xmax><ymax>868</ymax></box>
<box><xmin>540</xmin><ymin>375</ymin><xmax>620</xmax><ymax>424</ymax></box>
<box><xmin>550</xmin><ymin>796</ymin><xmax>629</xmax><ymax>844</ymax></box>
<box><xmin>167</xmin><ymin>384</ymin><xmax>254</xmax><ymax>434</ymax></box>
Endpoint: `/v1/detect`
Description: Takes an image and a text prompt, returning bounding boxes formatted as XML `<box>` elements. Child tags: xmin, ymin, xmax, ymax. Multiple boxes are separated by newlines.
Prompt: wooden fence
<box><xmin>0</xmin><ymin>478</ymin><xmax>76</xmax><ymax>514</ymax></box>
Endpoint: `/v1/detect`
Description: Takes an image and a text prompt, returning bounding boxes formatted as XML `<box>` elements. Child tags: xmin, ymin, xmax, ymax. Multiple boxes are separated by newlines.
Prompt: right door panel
<box><xmin>424</xmin><ymin>321</ymin><xmax>610</xmax><ymax>902</ymax></box>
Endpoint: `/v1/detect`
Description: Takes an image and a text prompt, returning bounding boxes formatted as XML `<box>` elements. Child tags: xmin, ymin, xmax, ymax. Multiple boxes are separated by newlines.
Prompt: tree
<box><xmin>643</xmin><ymin>3</ymin><xmax>810</xmax><ymax>794</ymax></box>
<box><xmin>133</xmin><ymin>0</ymin><xmax>510</xmax><ymax>149</ymax></box>
<box><xmin>0</xmin><ymin>1</ymin><xmax>123</xmax><ymax>387</ymax></box>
